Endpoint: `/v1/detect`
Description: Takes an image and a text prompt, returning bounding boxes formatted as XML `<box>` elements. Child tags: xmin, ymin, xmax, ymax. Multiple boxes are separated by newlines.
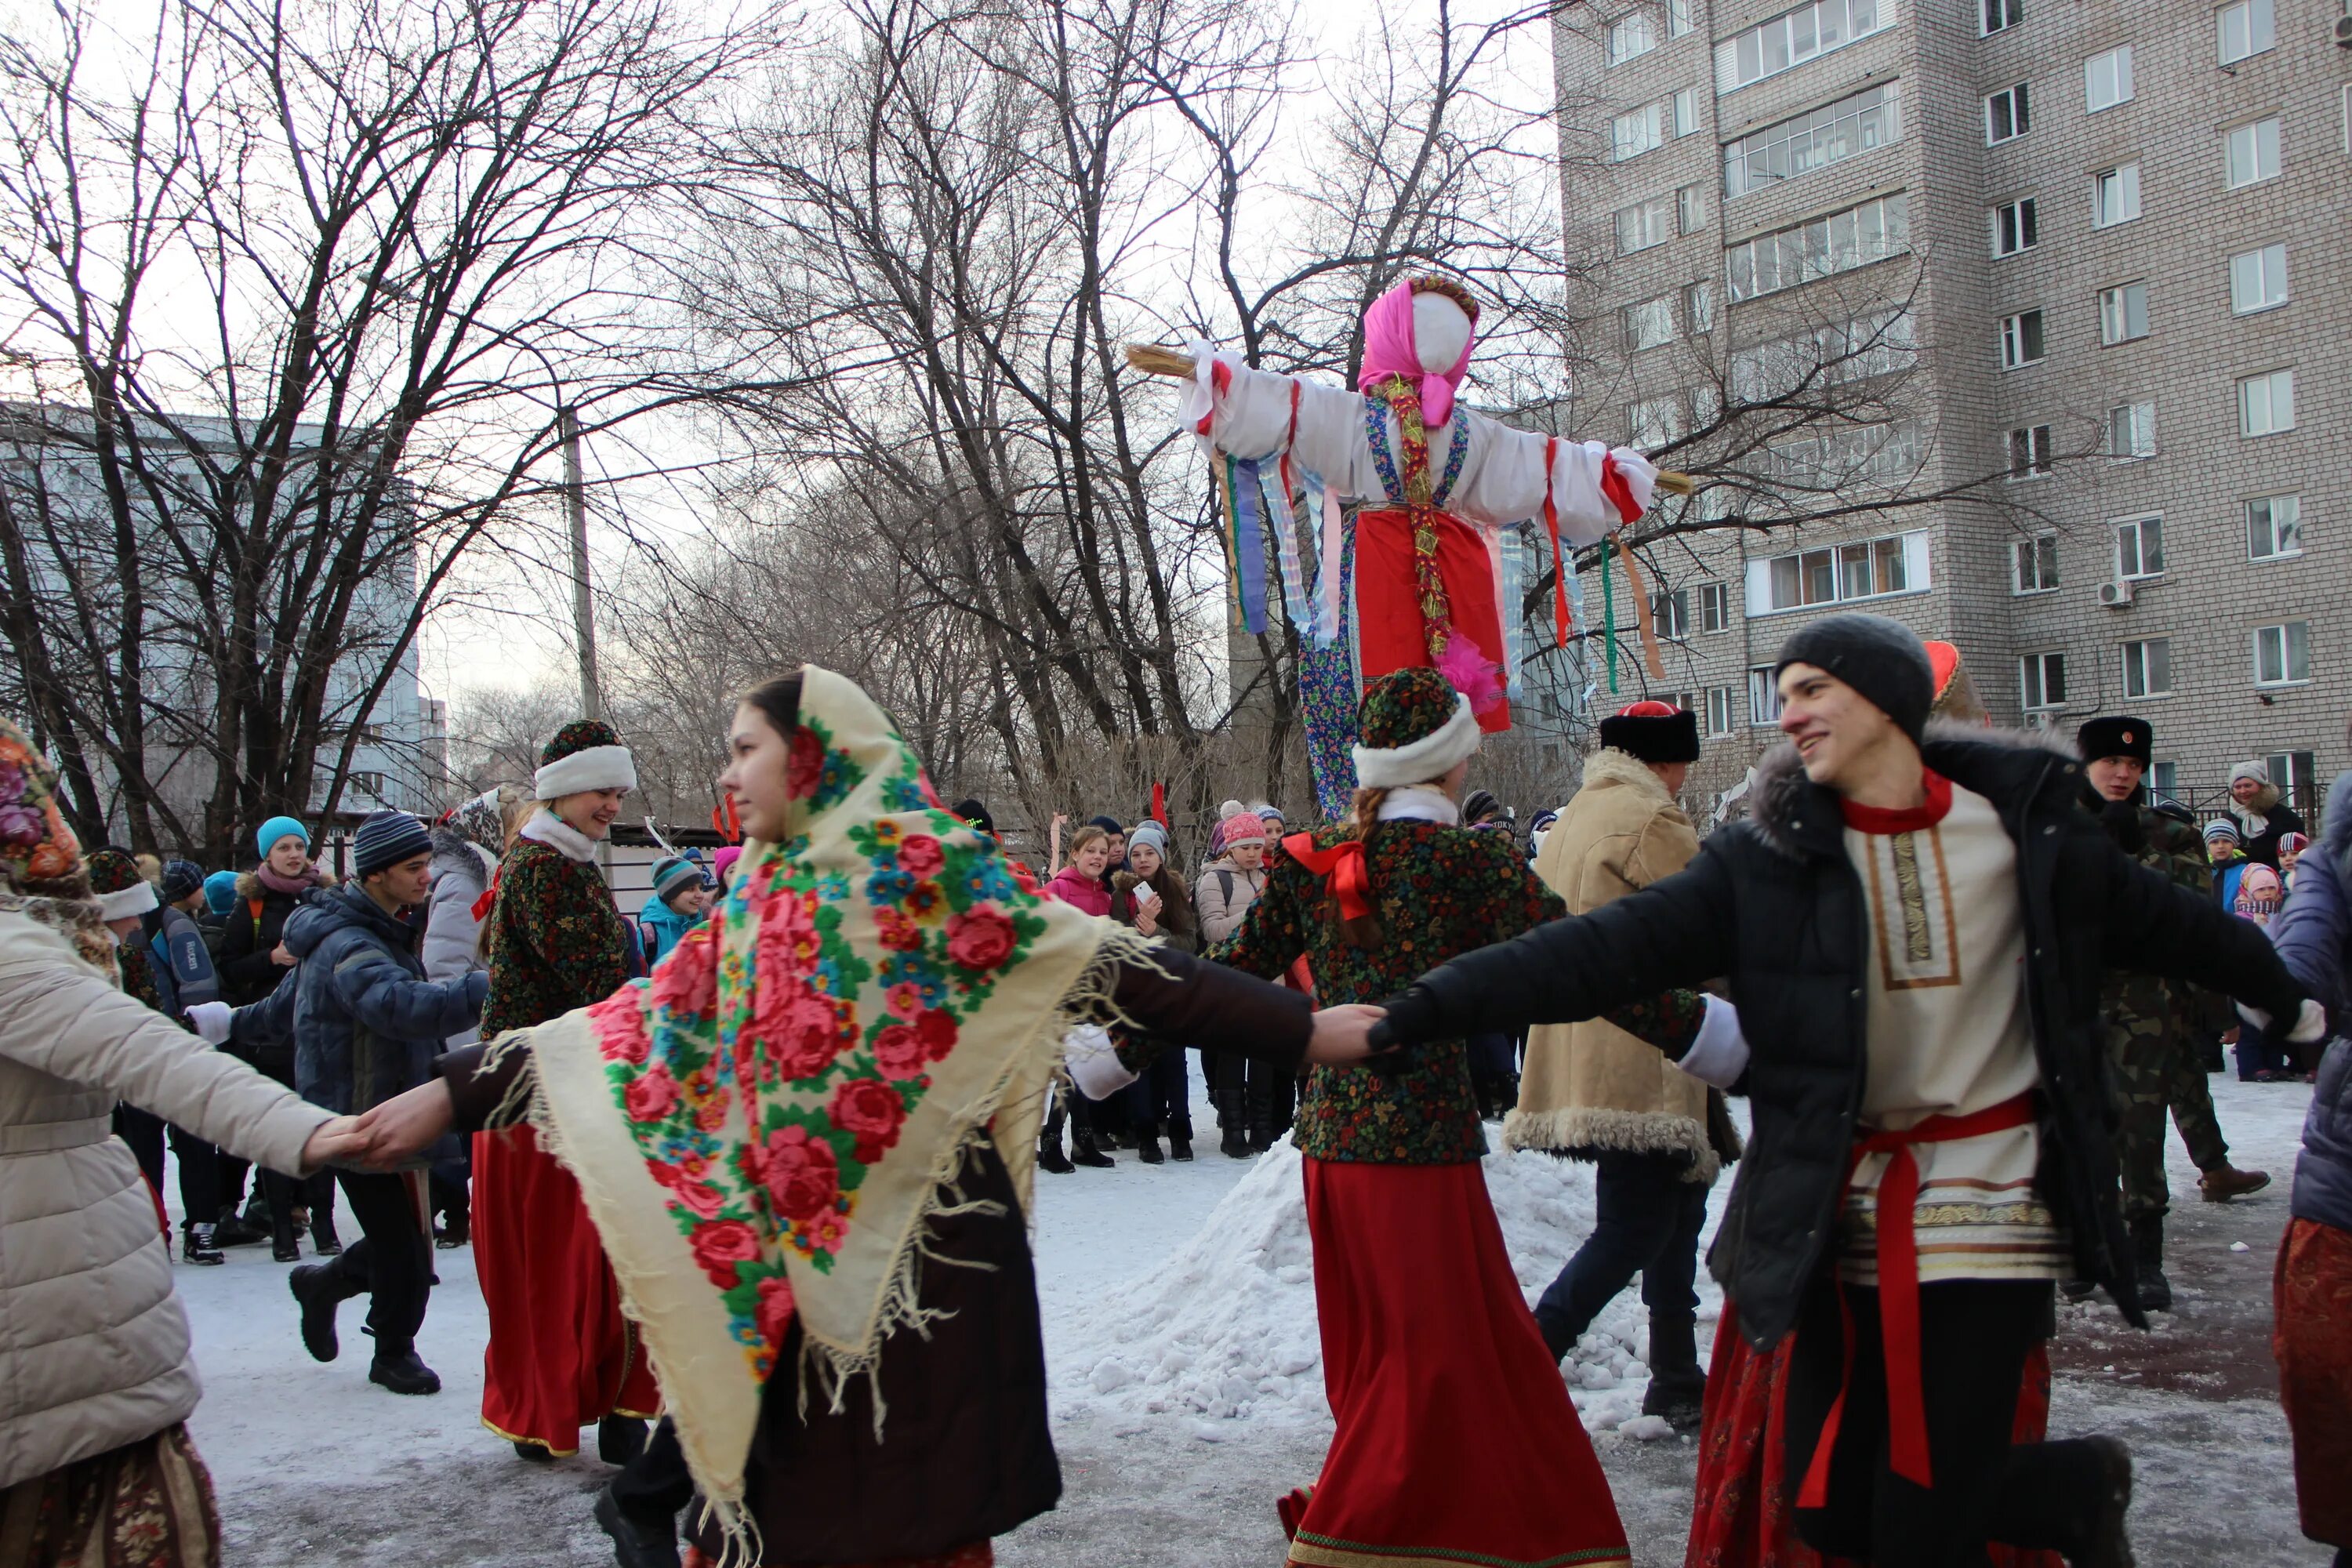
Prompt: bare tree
<box><xmin>0</xmin><ymin>0</ymin><xmax>782</xmax><ymax>859</ymax></box>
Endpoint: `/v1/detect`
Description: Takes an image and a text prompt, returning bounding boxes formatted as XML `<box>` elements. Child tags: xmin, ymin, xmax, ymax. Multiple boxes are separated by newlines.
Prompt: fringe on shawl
<box><xmin>499</xmin><ymin>922</ymin><xmax>1170</xmax><ymax>1568</ymax></box>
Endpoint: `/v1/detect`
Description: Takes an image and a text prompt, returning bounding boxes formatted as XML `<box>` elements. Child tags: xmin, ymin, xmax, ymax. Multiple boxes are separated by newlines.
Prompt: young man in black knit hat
<box><xmin>1348</xmin><ymin>613</ymin><xmax>2326</xmax><ymax>1568</ymax></box>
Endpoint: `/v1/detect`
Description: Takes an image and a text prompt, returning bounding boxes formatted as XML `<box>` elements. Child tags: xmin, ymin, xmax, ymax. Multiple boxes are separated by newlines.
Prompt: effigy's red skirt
<box><xmin>1286</xmin><ymin>1156</ymin><xmax>1629</xmax><ymax>1568</ymax></box>
<box><xmin>1682</xmin><ymin>1301</ymin><xmax>2061</xmax><ymax>1568</ymax></box>
<box><xmin>475</xmin><ymin>1125</ymin><xmax>661</xmax><ymax>1454</ymax></box>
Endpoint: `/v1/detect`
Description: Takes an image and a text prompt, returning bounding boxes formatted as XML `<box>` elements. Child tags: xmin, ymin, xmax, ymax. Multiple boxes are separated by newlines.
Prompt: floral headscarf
<box><xmin>0</xmin><ymin>716</ymin><xmax>115</xmax><ymax>978</ymax></box>
<box><xmin>492</xmin><ymin>666</ymin><xmax>1147</xmax><ymax>1558</ymax></box>
<box><xmin>445</xmin><ymin>786</ymin><xmax>508</xmax><ymax>858</ymax></box>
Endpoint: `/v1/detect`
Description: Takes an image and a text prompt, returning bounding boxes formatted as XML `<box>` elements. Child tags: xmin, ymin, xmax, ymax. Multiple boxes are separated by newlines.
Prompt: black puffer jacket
<box><xmin>1379</xmin><ymin>721</ymin><xmax>2307</xmax><ymax>1348</ymax></box>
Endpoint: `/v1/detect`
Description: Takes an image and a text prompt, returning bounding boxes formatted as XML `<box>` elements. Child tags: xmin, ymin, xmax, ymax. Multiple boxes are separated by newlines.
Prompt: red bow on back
<box><xmin>1282</xmin><ymin>831</ymin><xmax>1374</xmax><ymax>924</ymax></box>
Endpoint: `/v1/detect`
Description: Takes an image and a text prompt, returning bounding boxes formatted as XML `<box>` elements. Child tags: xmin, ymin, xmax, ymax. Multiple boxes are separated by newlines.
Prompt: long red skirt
<box><xmin>2274</xmin><ymin>1216</ymin><xmax>2352</xmax><ymax>1548</ymax></box>
<box><xmin>1682</xmin><ymin>1301</ymin><xmax>2061</xmax><ymax>1568</ymax></box>
<box><xmin>1354</xmin><ymin>507</ymin><xmax>1512</xmax><ymax>735</ymax></box>
<box><xmin>475</xmin><ymin>1125</ymin><xmax>661</xmax><ymax>1454</ymax></box>
<box><xmin>1287</xmin><ymin>1157</ymin><xmax>1629</xmax><ymax>1568</ymax></box>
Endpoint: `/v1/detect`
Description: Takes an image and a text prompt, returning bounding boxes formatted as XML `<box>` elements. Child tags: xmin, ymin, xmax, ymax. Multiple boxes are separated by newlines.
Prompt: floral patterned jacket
<box><xmin>478</xmin><ymin>840</ymin><xmax>631</xmax><ymax>1040</ymax></box>
<box><xmin>1209</xmin><ymin>820</ymin><xmax>1563</xmax><ymax>1163</ymax></box>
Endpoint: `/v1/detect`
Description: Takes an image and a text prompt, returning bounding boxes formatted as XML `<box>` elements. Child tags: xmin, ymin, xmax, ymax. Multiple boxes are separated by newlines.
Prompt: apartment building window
<box><xmin>1715</xmin><ymin>0</ymin><xmax>1896</xmax><ymax>95</ymax></box>
<box><xmin>2098</xmin><ymin>281</ymin><xmax>2150</xmax><ymax>345</ymax></box>
<box><xmin>2114</xmin><ymin>514</ymin><xmax>2164</xmax><ymax>579</ymax></box>
<box><xmin>2150</xmin><ymin>760</ymin><xmax>2181</xmax><ymax>803</ymax></box>
<box><xmin>1685</xmin><ymin>278</ymin><xmax>1718</xmax><ymax>333</ymax></box>
<box><xmin>1985</xmin><ymin>83</ymin><xmax>2030</xmax><ymax>145</ymax></box>
<box><xmin>2121</xmin><ymin>638</ymin><xmax>2172</xmax><ymax>699</ymax></box>
<box><xmin>1749</xmin><ymin>666</ymin><xmax>1784</xmax><ymax>726</ymax></box>
<box><xmin>2092</xmin><ymin>163</ymin><xmax>2141</xmax><ymax>226</ymax></box>
<box><xmin>1669</xmin><ymin>0</ymin><xmax>1697</xmax><ymax>38</ymax></box>
<box><xmin>1704</xmin><ymin>685</ymin><xmax>1736</xmax><ymax>737</ymax></box>
<box><xmin>2247</xmin><ymin>494</ymin><xmax>2302</xmax><ymax>559</ymax></box>
<box><xmin>1616</xmin><ymin>195</ymin><xmax>1672</xmax><ymax>254</ymax></box>
<box><xmin>1725</xmin><ymin>192</ymin><xmax>1908</xmax><ymax>300</ymax></box>
<box><xmin>1672</xmin><ymin>87</ymin><xmax>1699</xmax><ymax>136</ymax></box>
<box><xmin>1698</xmin><ymin>580</ymin><xmax>1730</xmax><ymax>632</ymax></box>
<box><xmin>1624</xmin><ymin>295</ymin><xmax>1676</xmax><ymax>351</ymax></box>
<box><xmin>1746</xmin><ymin>530</ymin><xmax>1928</xmax><ymax>614</ymax></box>
<box><xmin>1653</xmin><ymin>588</ymin><xmax>1692</xmax><ymax>639</ymax></box>
<box><xmin>349</xmin><ymin>771</ymin><xmax>388</xmax><ymax>801</ymax></box>
<box><xmin>1679</xmin><ymin>184</ymin><xmax>1710</xmax><ymax>234</ymax></box>
<box><xmin>2239</xmin><ymin>368</ymin><xmax>2295</xmax><ymax>436</ymax></box>
<box><xmin>1999</xmin><ymin>309</ymin><xmax>2045</xmax><ymax>368</ymax></box>
<box><xmin>1765</xmin><ymin>420</ymin><xmax>1924</xmax><ymax>490</ymax></box>
<box><xmin>1981</xmin><ymin>0</ymin><xmax>2021</xmax><ymax>36</ymax></box>
<box><xmin>1608</xmin><ymin>9</ymin><xmax>1660</xmax><ymax>65</ymax></box>
<box><xmin>1991</xmin><ymin>196</ymin><xmax>2038</xmax><ymax>256</ymax></box>
<box><xmin>1721</xmin><ymin>83</ymin><xmax>1903</xmax><ymax>200</ymax></box>
<box><xmin>2255</xmin><ymin>621</ymin><xmax>2311</xmax><ymax>687</ymax></box>
<box><xmin>2227</xmin><ymin>116</ymin><xmax>2281</xmax><ymax>187</ymax></box>
<box><xmin>2229</xmin><ymin>243</ymin><xmax>2288</xmax><ymax>314</ymax></box>
<box><xmin>2006</xmin><ymin>424</ymin><xmax>2053</xmax><ymax>478</ymax></box>
<box><xmin>1613</xmin><ymin>101</ymin><xmax>1666</xmax><ymax>162</ymax></box>
<box><xmin>2267</xmin><ymin>750</ymin><xmax>2319</xmax><ymax>817</ymax></box>
<box><xmin>2084</xmin><ymin>46</ymin><xmax>2132</xmax><ymax>114</ymax></box>
<box><xmin>2107</xmin><ymin>401</ymin><xmax>2156</xmax><ymax>459</ymax></box>
<box><xmin>1630</xmin><ymin>394</ymin><xmax>1686</xmax><ymax>447</ymax></box>
<box><xmin>2218</xmin><ymin>0</ymin><xmax>2274</xmax><ymax>65</ymax></box>
<box><xmin>2019</xmin><ymin>652</ymin><xmax>2067</xmax><ymax>711</ymax></box>
<box><xmin>2013</xmin><ymin>533</ymin><xmax>2058</xmax><ymax>593</ymax></box>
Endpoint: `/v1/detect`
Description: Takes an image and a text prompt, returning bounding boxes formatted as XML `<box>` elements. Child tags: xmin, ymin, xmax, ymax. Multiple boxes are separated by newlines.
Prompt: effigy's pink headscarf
<box><xmin>1357</xmin><ymin>278</ymin><xmax>1478</xmax><ymax>427</ymax></box>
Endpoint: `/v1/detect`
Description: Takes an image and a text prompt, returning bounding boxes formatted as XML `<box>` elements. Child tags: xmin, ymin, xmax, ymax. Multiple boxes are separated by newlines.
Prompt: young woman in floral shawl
<box><xmin>361</xmin><ymin>666</ymin><xmax>1375</xmax><ymax>1568</ymax></box>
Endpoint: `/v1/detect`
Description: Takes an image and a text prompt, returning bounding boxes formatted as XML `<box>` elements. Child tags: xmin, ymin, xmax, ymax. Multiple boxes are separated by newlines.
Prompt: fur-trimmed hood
<box><xmin>234</xmin><ymin>866</ymin><xmax>332</xmax><ymax>902</ymax></box>
<box><xmin>1745</xmin><ymin>717</ymin><xmax>2082</xmax><ymax>862</ymax></box>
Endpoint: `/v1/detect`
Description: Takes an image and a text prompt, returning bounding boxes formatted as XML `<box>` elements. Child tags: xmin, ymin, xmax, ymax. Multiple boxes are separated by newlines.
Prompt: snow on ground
<box><xmin>173</xmin><ymin>1070</ymin><xmax>2323</xmax><ymax>1565</ymax></box>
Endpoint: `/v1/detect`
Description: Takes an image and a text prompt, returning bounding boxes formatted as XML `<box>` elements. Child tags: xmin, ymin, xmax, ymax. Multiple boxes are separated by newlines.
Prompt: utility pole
<box><xmin>560</xmin><ymin>404</ymin><xmax>603</xmax><ymax>721</ymax></box>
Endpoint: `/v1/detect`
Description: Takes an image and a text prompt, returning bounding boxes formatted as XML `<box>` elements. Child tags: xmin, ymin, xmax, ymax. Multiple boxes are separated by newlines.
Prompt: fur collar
<box><xmin>1581</xmin><ymin>745</ymin><xmax>1682</xmax><ymax>809</ymax></box>
<box><xmin>521</xmin><ymin>808</ymin><xmax>601</xmax><ymax>864</ymax></box>
<box><xmin>1747</xmin><ymin>718</ymin><xmax>2080</xmax><ymax>862</ymax></box>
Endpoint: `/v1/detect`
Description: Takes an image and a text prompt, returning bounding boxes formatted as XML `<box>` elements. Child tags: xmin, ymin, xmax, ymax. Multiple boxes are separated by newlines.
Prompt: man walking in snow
<box><xmin>1358</xmin><ymin>613</ymin><xmax>2325</xmax><ymax>1567</ymax></box>
<box><xmin>2074</xmin><ymin>715</ymin><xmax>2269</xmax><ymax>1312</ymax></box>
<box><xmin>1510</xmin><ymin>700</ymin><xmax>1737</xmax><ymax>1431</ymax></box>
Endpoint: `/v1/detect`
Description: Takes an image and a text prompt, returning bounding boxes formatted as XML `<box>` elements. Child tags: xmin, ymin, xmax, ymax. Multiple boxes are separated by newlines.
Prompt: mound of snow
<box><xmin>1050</xmin><ymin>1134</ymin><xmax>1726</xmax><ymax>1436</ymax></box>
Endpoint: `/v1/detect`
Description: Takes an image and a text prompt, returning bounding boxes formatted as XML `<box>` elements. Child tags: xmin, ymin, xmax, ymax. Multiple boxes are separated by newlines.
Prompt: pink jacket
<box><xmin>1043</xmin><ymin>866</ymin><xmax>1112</xmax><ymax>917</ymax></box>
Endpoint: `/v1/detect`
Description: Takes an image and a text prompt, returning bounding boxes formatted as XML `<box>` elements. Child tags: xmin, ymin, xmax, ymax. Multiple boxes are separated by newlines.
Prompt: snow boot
<box><xmin>2072</xmin><ymin>1435</ymin><xmax>2136</xmax><ymax>1568</ymax></box>
<box><xmin>1640</xmin><ymin>1316</ymin><xmax>1706</xmax><ymax>1432</ymax></box>
<box><xmin>289</xmin><ymin>1264</ymin><xmax>343</xmax><ymax>1362</ymax></box>
<box><xmin>368</xmin><ymin>1349</ymin><xmax>442</xmax><ymax>1396</ymax></box>
<box><xmin>1135</xmin><ymin>1127</ymin><xmax>1165</xmax><ymax>1164</ymax></box>
<box><xmin>213</xmin><ymin>1204</ymin><xmax>267</xmax><ymax>1247</ymax></box>
<box><xmin>1071</xmin><ymin>1128</ymin><xmax>1115</xmax><ymax>1169</ymax></box>
<box><xmin>1169</xmin><ymin>1133</ymin><xmax>1194</xmax><ymax>1162</ymax></box>
<box><xmin>181</xmin><ymin>1222</ymin><xmax>224</xmax><ymax>1266</ymax></box>
<box><xmin>595</xmin><ymin>1480</ymin><xmax>684</xmax><ymax>1568</ymax></box>
<box><xmin>2199</xmin><ymin>1164</ymin><xmax>2270</xmax><ymax>1202</ymax></box>
<box><xmin>514</xmin><ymin>1441</ymin><xmax>557</xmax><ymax>1463</ymax></box>
<box><xmin>2131</xmin><ymin>1217</ymin><xmax>2172</xmax><ymax>1312</ymax></box>
<box><xmin>600</xmin><ymin>1414</ymin><xmax>650</xmax><ymax>1465</ymax></box>
<box><xmin>310</xmin><ymin>1208</ymin><xmax>343</xmax><ymax>1257</ymax></box>
<box><xmin>434</xmin><ymin>1212</ymin><xmax>470</xmax><ymax>1250</ymax></box>
<box><xmin>2060</xmin><ymin>1277</ymin><xmax>2099</xmax><ymax>1303</ymax></box>
<box><xmin>1037</xmin><ymin>1124</ymin><xmax>1076</xmax><ymax>1175</ymax></box>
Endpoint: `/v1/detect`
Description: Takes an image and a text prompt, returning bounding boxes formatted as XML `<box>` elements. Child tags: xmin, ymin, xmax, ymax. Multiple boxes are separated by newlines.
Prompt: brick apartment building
<box><xmin>1555</xmin><ymin>0</ymin><xmax>2352</xmax><ymax>822</ymax></box>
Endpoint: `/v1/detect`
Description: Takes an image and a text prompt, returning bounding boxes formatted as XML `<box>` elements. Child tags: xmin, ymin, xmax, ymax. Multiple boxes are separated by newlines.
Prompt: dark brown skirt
<box><xmin>0</xmin><ymin>1423</ymin><xmax>221</xmax><ymax>1568</ymax></box>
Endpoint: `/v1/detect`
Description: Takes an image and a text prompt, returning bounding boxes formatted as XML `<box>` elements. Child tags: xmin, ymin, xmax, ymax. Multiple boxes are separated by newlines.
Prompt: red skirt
<box><xmin>1287</xmin><ymin>1157</ymin><xmax>1628</xmax><ymax>1568</ymax></box>
<box><xmin>1682</xmin><ymin>1301</ymin><xmax>2060</xmax><ymax>1568</ymax></box>
<box><xmin>2274</xmin><ymin>1216</ymin><xmax>2352</xmax><ymax>1548</ymax></box>
<box><xmin>474</xmin><ymin>1125</ymin><xmax>662</xmax><ymax>1454</ymax></box>
<box><xmin>1354</xmin><ymin>507</ymin><xmax>1512</xmax><ymax>734</ymax></box>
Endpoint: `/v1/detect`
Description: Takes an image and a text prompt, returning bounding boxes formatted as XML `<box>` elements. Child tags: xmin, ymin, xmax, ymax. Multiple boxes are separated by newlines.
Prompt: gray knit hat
<box><xmin>352</xmin><ymin>810</ymin><xmax>433</xmax><ymax>877</ymax></box>
<box><xmin>1770</xmin><ymin>613</ymin><xmax>1936</xmax><ymax>742</ymax></box>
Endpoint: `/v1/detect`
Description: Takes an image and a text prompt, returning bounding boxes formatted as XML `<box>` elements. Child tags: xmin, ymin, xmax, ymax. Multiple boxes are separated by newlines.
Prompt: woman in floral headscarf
<box><xmin>0</xmin><ymin>718</ymin><xmax>371</xmax><ymax>1567</ymax></box>
<box><xmin>358</xmin><ymin>668</ymin><xmax>1376</xmax><ymax>1568</ymax></box>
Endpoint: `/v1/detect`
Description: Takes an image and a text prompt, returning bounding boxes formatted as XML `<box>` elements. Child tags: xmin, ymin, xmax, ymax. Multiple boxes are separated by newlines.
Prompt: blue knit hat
<box><xmin>255</xmin><ymin>815</ymin><xmax>310</xmax><ymax>859</ymax></box>
<box><xmin>202</xmin><ymin>869</ymin><xmax>241</xmax><ymax>915</ymax></box>
<box><xmin>352</xmin><ymin>810</ymin><xmax>432</xmax><ymax>877</ymax></box>
<box><xmin>652</xmin><ymin>852</ymin><xmax>710</xmax><ymax>904</ymax></box>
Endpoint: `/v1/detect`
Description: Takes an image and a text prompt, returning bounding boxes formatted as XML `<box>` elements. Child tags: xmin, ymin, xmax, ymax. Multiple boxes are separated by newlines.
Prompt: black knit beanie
<box><xmin>1770</xmin><ymin>613</ymin><xmax>1935</xmax><ymax>742</ymax></box>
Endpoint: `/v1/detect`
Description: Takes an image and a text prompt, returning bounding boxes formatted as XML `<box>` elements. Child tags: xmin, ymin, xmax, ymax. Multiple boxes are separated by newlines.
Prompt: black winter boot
<box><xmin>2131</xmin><ymin>1216</ymin><xmax>2172</xmax><ymax>1312</ymax></box>
<box><xmin>289</xmin><ymin>1264</ymin><xmax>343</xmax><ymax>1361</ymax></box>
<box><xmin>270</xmin><ymin>1195</ymin><xmax>303</xmax><ymax>1262</ymax></box>
<box><xmin>1640</xmin><ymin>1316</ymin><xmax>1707</xmax><ymax>1432</ymax></box>
<box><xmin>595</xmin><ymin>1480</ymin><xmax>684</xmax><ymax>1568</ymax></box>
<box><xmin>1169</xmin><ymin>1131</ymin><xmax>1194</xmax><ymax>1162</ymax></box>
<box><xmin>1071</xmin><ymin>1127</ymin><xmax>1115</xmax><ymax>1169</ymax></box>
<box><xmin>1135</xmin><ymin>1123</ymin><xmax>1165</xmax><ymax>1164</ymax></box>
<box><xmin>181</xmin><ymin>1222</ymin><xmax>224</xmax><ymax>1266</ymax></box>
<box><xmin>1037</xmin><ymin>1124</ymin><xmax>1075</xmax><ymax>1175</ymax></box>
<box><xmin>368</xmin><ymin>1349</ymin><xmax>443</xmax><ymax>1396</ymax></box>
<box><xmin>2073</xmin><ymin>1435</ymin><xmax>2136</xmax><ymax>1568</ymax></box>
<box><xmin>310</xmin><ymin>1207</ymin><xmax>343</xmax><ymax>1257</ymax></box>
<box><xmin>213</xmin><ymin>1204</ymin><xmax>267</xmax><ymax>1247</ymax></box>
<box><xmin>599</xmin><ymin>1414</ymin><xmax>650</xmax><ymax>1465</ymax></box>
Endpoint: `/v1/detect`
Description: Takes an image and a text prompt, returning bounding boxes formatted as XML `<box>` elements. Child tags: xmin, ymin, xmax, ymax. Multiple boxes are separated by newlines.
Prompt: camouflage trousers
<box><xmin>2105</xmin><ymin>1010</ymin><xmax>2230</xmax><ymax>1222</ymax></box>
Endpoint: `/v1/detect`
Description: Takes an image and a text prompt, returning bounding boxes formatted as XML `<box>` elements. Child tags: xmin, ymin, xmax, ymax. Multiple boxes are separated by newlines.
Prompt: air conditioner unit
<box><xmin>2024</xmin><ymin>710</ymin><xmax>2057</xmax><ymax>731</ymax></box>
<box><xmin>2333</xmin><ymin>13</ymin><xmax>2352</xmax><ymax>47</ymax></box>
<box><xmin>2099</xmin><ymin>578</ymin><xmax>2135</xmax><ymax>608</ymax></box>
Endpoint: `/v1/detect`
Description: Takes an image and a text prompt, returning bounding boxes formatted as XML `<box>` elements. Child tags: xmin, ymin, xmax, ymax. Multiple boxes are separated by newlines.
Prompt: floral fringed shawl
<box><xmin>0</xmin><ymin>714</ymin><xmax>116</xmax><ymax>979</ymax></box>
<box><xmin>488</xmin><ymin>666</ymin><xmax>1146</xmax><ymax>1562</ymax></box>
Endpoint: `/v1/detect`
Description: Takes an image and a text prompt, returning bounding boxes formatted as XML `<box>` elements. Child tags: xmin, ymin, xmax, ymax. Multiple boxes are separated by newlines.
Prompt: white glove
<box><xmin>1064</xmin><ymin>1024</ymin><xmax>1138</xmax><ymax>1100</ymax></box>
<box><xmin>187</xmin><ymin>1000</ymin><xmax>233</xmax><ymax>1046</ymax></box>
<box><xmin>1675</xmin><ymin>995</ymin><xmax>1750</xmax><ymax>1090</ymax></box>
<box><xmin>2235</xmin><ymin>996</ymin><xmax>2328</xmax><ymax>1044</ymax></box>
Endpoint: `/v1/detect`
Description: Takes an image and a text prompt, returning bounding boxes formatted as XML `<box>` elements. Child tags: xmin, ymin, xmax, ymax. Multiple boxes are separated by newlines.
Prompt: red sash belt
<box><xmin>1795</xmin><ymin>1091</ymin><xmax>2038</xmax><ymax>1507</ymax></box>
